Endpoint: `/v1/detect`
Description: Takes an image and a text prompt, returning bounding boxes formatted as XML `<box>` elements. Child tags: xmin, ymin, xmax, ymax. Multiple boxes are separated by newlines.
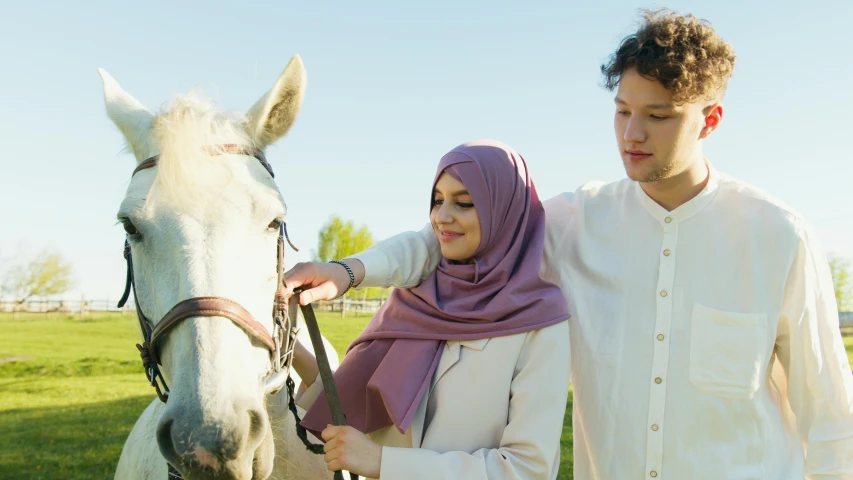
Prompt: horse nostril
<box><xmin>247</xmin><ymin>408</ymin><xmax>267</xmax><ymax>446</ymax></box>
<box><xmin>156</xmin><ymin>417</ymin><xmax>176</xmax><ymax>461</ymax></box>
<box><xmin>157</xmin><ymin>417</ymin><xmax>174</xmax><ymax>447</ymax></box>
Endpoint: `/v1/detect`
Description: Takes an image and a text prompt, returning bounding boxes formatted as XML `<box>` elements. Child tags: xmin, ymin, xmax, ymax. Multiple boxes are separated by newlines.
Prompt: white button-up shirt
<box><xmin>352</xmin><ymin>164</ymin><xmax>853</xmax><ymax>479</ymax></box>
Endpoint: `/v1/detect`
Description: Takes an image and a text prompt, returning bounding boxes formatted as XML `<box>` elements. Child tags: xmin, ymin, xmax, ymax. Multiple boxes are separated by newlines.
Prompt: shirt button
<box><xmin>650</xmin><ymin>471</ymin><xmax>658</xmax><ymax>478</ymax></box>
<box><xmin>655</xmin><ymin>377</ymin><xmax>663</xmax><ymax>384</ymax></box>
<box><xmin>663</xmin><ymin>249</ymin><xmax>671</xmax><ymax>256</ymax></box>
<box><xmin>651</xmin><ymin>424</ymin><xmax>659</xmax><ymax>431</ymax></box>
<box><xmin>664</xmin><ymin>216</ymin><xmax>672</xmax><ymax>223</ymax></box>
<box><xmin>657</xmin><ymin>334</ymin><xmax>665</xmax><ymax>341</ymax></box>
<box><xmin>660</xmin><ymin>290</ymin><xmax>668</xmax><ymax>297</ymax></box>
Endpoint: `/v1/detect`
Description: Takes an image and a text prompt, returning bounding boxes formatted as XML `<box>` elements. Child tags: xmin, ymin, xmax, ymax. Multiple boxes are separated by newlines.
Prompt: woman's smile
<box><xmin>438</xmin><ymin>229</ymin><xmax>464</xmax><ymax>242</ymax></box>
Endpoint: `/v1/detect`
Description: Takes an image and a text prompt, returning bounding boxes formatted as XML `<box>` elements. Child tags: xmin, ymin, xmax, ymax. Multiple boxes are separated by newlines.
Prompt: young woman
<box><xmin>291</xmin><ymin>139</ymin><xmax>571</xmax><ymax>479</ymax></box>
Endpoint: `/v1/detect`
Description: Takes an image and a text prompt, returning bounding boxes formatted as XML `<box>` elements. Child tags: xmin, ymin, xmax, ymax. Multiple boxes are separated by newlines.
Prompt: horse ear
<box><xmin>98</xmin><ymin>68</ymin><xmax>155</xmax><ymax>162</ymax></box>
<box><xmin>244</xmin><ymin>54</ymin><xmax>307</xmax><ymax>149</ymax></box>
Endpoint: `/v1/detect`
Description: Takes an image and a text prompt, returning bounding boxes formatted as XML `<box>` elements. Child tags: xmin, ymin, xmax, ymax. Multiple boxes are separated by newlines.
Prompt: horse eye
<box><xmin>268</xmin><ymin>219</ymin><xmax>283</xmax><ymax>231</ymax></box>
<box><xmin>122</xmin><ymin>219</ymin><xmax>140</xmax><ymax>236</ymax></box>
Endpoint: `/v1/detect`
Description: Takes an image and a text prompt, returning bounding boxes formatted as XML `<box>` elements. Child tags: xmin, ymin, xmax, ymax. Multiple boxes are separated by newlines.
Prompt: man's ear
<box><xmin>699</xmin><ymin>103</ymin><xmax>723</xmax><ymax>139</ymax></box>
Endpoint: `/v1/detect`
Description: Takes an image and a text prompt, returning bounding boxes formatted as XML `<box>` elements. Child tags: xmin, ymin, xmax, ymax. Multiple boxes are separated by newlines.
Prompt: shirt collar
<box><xmin>634</xmin><ymin>161</ymin><xmax>721</xmax><ymax>225</ymax></box>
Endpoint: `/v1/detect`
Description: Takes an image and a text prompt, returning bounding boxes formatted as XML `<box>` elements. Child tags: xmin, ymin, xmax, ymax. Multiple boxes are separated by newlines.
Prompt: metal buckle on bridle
<box><xmin>273</xmin><ymin>318</ymin><xmax>283</xmax><ymax>373</ymax></box>
<box><xmin>135</xmin><ymin>341</ymin><xmax>169</xmax><ymax>403</ymax></box>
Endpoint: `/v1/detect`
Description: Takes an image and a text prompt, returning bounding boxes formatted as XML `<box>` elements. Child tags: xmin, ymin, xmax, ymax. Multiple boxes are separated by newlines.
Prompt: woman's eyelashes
<box><xmin>431</xmin><ymin>198</ymin><xmax>474</xmax><ymax>209</ymax></box>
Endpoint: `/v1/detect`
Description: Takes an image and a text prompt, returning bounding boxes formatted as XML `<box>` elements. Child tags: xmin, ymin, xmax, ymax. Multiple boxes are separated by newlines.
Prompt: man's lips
<box><xmin>625</xmin><ymin>150</ymin><xmax>652</xmax><ymax>161</ymax></box>
<box><xmin>438</xmin><ymin>230</ymin><xmax>463</xmax><ymax>242</ymax></box>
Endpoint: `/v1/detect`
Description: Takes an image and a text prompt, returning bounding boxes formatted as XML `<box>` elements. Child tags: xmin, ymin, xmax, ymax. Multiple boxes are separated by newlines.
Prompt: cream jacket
<box><xmin>297</xmin><ymin>320</ymin><xmax>570</xmax><ymax>479</ymax></box>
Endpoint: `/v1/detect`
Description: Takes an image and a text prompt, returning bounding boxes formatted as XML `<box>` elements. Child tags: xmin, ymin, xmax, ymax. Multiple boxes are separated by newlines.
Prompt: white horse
<box><xmin>100</xmin><ymin>56</ymin><xmax>339</xmax><ymax>480</ymax></box>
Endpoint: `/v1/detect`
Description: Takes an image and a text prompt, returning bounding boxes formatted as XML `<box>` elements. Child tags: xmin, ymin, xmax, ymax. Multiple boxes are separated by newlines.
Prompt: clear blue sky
<box><xmin>1</xmin><ymin>0</ymin><xmax>851</xmax><ymax>300</ymax></box>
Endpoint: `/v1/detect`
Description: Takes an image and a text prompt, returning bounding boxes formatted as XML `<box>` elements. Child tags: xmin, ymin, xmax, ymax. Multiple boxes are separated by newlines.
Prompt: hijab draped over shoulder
<box><xmin>302</xmin><ymin>139</ymin><xmax>570</xmax><ymax>435</ymax></box>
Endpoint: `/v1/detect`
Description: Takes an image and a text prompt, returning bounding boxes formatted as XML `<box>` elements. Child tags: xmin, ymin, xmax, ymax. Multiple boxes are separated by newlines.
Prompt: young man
<box><xmin>285</xmin><ymin>10</ymin><xmax>853</xmax><ymax>479</ymax></box>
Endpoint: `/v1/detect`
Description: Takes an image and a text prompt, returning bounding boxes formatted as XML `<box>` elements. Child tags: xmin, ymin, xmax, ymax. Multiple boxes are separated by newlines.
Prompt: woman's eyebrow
<box><xmin>433</xmin><ymin>189</ymin><xmax>470</xmax><ymax>196</ymax></box>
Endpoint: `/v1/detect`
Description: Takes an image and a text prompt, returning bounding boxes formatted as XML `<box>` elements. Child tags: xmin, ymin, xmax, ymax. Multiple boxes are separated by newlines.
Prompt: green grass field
<box><xmin>1</xmin><ymin>312</ymin><xmax>850</xmax><ymax>479</ymax></box>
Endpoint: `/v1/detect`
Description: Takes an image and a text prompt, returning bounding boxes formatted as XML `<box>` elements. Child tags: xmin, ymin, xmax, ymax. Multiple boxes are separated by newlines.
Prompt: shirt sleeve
<box><xmin>294</xmin><ymin>372</ymin><xmax>324</xmax><ymax>412</ymax></box>
<box><xmin>776</xmin><ymin>228</ymin><xmax>853</xmax><ymax>479</ymax></box>
<box><xmin>350</xmin><ymin>223</ymin><xmax>440</xmax><ymax>289</ymax></box>
<box><xmin>350</xmin><ymin>191</ymin><xmax>578</xmax><ymax>292</ymax></box>
<box><xmin>378</xmin><ymin>321</ymin><xmax>572</xmax><ymax>480</ymax></box>
<box><xmin>540</xmin><ymin>191</ymin><xmax>575</xmax><ymax>288</ymax></box>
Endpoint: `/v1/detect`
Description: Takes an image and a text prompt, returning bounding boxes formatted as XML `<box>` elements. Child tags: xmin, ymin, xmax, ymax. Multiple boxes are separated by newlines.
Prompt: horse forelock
<box><xmin>148</xmin><ymin>93</ymin><xmax>263</xmax><ymax>207</ymax></box>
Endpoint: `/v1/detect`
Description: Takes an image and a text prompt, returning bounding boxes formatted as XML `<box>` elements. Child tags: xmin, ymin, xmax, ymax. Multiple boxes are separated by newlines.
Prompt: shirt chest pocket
<box><xmin>689</xmin><ymin>303</ymin><xmax>769</xmax><ymax>401</ymax></box>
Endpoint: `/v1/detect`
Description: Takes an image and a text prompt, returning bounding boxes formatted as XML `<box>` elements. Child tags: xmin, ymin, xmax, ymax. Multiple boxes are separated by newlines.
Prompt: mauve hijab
<box><xmin>301</xmin><ymin>139</ymin><xmax>570</xmax><ymax>436</ymax></box>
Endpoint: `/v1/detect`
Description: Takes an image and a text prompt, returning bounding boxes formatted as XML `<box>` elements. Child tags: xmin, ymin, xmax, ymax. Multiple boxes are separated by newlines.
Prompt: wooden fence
<box><xmin>841</xmin><ymin>312</ymin><xmax>853</xmax><ymax>336</ymax></box>
<box><xmin>0</xmin><ymin>297</ymin><xmax>387</xmax><ymax>318</ymax></box>
<box><xmin>0</xmin><ymin>297</ymin><xmax>126</xmax><ymax>314</ymax></box>
<box><xmin>312</xmin><ymin>298</ymin><xmax>386</xmax><ymax>317</ymax></box>
<box><xmin>1</xmin><ymin>298</ymin><xmax>851</xmax><ymax>335</ymax></box>
<box><xmin>0</xmin><ymin>297</ymin><xmax>133</xmax><ymax>320</ymax></box>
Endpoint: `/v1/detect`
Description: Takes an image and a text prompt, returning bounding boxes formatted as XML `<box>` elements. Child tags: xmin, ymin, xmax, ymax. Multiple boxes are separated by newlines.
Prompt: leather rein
<box><xmin>117</xmin><ymin>144</ymin><xmax>353</xmax><ymax>480</ymax></box>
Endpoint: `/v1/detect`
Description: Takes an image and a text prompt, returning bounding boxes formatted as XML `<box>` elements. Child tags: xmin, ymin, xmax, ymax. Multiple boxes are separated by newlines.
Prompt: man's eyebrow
<box><xmin>615</xmin><ymin>96</ymin><xmax>674</xmax><ymax>109</ymax></box>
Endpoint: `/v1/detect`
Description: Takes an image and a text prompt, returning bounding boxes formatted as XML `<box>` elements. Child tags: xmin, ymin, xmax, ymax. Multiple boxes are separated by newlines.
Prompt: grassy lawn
<box><xmin>1</xmin><ymin>312</ymin><xmax>850</xmax><ymax>479</ymax></box>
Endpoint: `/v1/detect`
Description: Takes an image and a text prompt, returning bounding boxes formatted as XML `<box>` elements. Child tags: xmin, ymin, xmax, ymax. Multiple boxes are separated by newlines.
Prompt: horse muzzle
<box><xmin>156</xmin><ymin>398</ymin><xmax>274</xmax><ymax>479</ymax></box>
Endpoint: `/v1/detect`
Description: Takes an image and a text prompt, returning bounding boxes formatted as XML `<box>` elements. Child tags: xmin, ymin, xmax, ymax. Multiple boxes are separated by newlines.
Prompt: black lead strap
<box><xmin>281</xmin><ymin>229</ymin><xmax>356</xmax><ymax>480</ymax></box>
<box><xmin>291</xmin><ymin>293</ymin><xmax>349</xmax><ymax>480</ymax></box>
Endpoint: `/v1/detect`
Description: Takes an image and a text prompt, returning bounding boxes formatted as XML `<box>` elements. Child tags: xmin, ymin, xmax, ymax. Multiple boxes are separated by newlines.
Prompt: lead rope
<box><xmin>277</xmin><ymin>225</ymin><xmax>357</xmax><ymax>480</ymax></box>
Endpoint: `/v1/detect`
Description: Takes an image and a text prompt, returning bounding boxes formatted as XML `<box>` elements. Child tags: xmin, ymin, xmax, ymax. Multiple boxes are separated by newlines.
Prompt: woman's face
<box><xmin>430</xmin><ymin>172</ymin><xmax>482</xmax><ymax>261</ymax></box>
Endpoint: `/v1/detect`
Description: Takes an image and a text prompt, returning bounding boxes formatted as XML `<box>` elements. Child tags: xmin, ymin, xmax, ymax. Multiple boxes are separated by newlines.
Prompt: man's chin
<box><xmin>623</xmin><ymin>162</ymin><xmax>671</xmax><ymax>183</ymax></box>
<box><xmin>624</xmin><ymin>164</ymin><xmax>654</xmax><ymax>182</ymax></box>
<box><xmin>625</xmin><ymin>169</ymin><xmax>646</xmax><ymax>182</ymax></box>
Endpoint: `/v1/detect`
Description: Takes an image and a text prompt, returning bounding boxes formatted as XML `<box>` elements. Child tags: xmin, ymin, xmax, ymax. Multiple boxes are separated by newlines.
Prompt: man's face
<box><xmin>614</xmin><ymin>68</ymin><xmax>712</xmax><ymax>183</ymax></box>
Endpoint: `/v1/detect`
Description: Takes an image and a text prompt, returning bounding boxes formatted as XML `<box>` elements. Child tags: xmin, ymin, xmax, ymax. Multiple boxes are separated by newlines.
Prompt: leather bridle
<box><xmin>117</xmin><ymin>145</ymin><xmax>354</xmax><ymax>480</ymax></box>
<box><xmin>116</xmin><ymin>144</ymin><xmax>297</xmax><ymax>403</ymax></box>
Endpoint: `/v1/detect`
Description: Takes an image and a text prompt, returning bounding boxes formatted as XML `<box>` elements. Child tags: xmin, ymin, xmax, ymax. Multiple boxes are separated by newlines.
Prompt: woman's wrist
<box><xmin>340</xmin><ymin>258</ymin><xmax>365</xmax><ymax>288</ymax></box>
<box><xmin>329</xmin><ymin>260</ymin><xmax>355</xmax><ymax>296</ymax></box>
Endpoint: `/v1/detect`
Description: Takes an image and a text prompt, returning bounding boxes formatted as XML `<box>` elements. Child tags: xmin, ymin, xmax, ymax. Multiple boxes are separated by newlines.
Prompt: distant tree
<box><xmin>315</xmin><ymin>215</ymin><xmax>374</xmax><ymax>264</ymax></box>
<box><xmin>1</xmin><ymin>250</ymin><xmax>75</xmax><ymax>310</ymax></box>
<box><xmin>829</xmin><ymin>255</ymin><xmax>852</xmax><ymax>312</ymax></box>
<box><xmin>314</xmin><ymin>215</ymin><xmax>386</xmax><ymax>299</ymax></box>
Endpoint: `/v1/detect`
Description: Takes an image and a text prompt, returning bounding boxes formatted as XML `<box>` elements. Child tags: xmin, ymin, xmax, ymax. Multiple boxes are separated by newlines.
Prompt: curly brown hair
<box><xmin>601</xmin><ymin>9</ymin><xmax>736</xmax><ymax>104</ymax></box>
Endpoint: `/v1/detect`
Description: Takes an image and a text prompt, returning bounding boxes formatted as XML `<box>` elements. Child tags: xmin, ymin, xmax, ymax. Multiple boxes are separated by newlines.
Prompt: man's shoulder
<box><xmin>717</xmin><ymin>171</ymin><xmax>811</xmax><ymax>238</ymax></box>
<box><xmin>575</xmin><ymin>177</ymin><xmax>634</xmax><ymax>199</ymax></box>
<box><xmin>543</xmin><ymin>178</ymin><xmax>632</xmax><ymax>207</ymax></box>
<box><xmin>541</xmin><ymin>179</ymin><xmax>630</xmax><ymax>230</ymax></box>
